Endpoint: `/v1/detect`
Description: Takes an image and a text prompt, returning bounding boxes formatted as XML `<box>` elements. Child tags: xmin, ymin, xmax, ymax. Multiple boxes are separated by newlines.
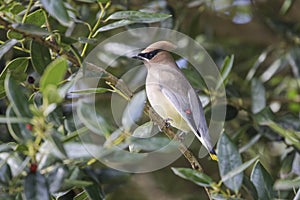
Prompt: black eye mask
<box><xmin>138</xmin><ymin>49</ymin><xmax>162</xmax><ymax>60</ymax></box>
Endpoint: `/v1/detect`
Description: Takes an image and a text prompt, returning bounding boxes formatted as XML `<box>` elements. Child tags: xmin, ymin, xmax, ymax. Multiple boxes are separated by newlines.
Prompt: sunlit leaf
<box><xmin>25</xmin><ymin>9</ymin><xmax>46</xmax><ymax>26</ymax></box>
<box><xmin>222</xmin><ymin>156</ymin><xmax>259</xmax><ymax>183</ymax></box>
<box><xmin>171</xmin><ymin>167</ymin><xmax>213</xmax><ymax>187</ymax></box>
<box><xmin>250</xmin><ymin>161</ymin><xmax>275</xmax><ymax>200</ymax></box>
<box><xmin>0</xmin><ymin>39</ymin><xmax>17</xmax><ymax>60</ymax></box>
<box><xmin>40</xmin><ymin>57</ymin><xmax>68</xmax><ymax>92</ymax></box>
<box><xmin>217</xmin><ymin>132</ymin><xmax>243</xmax><ymax>193</ymax></box>
<box><xmin>251</xmin><ymin>78</ymin><xmax>266</xmax><ymax>114</ymax></box>
<box><xmin>24</xmin><ymin>172</ymin><xmax>50</xmax><ymax>200</ymax></box>
<box><xmin>217</xmin><ymin>55</ymin><xmax>234</xmax><ymax>89</ymax></box>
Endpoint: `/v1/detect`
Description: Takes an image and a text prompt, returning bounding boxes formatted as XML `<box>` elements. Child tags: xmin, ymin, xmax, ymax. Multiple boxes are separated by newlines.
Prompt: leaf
<box><xmin>274</xmin><ymin>176</ymin><xmax>300</xmax><ymax>190</ymax></box>
<box><xmin>0</xmin><ymin>163</ymin><xmax>12</xmax><ymax>185</ymax></box>
<box><xmin>132</xmin><ymin>121</ymin><xmax>155</xmax><ymax>138</ymax></box>
<box><xmin>253</xmin><ymin>107</ymin><xmax>275</xmax><ymax>125</ymax></box>
<box><xmin>251</xmin><ymin>78</ymin><xmax>266</xmax><ymax>114</ymax></box>
<box><xmin>40</xmin><ymin>0</ymin><xmax>72</xmax><ymax>27</ymax></box>
<box><xmin>217</xmin><ymin>55</ymin><xmax>234</xmax><ymax>89</ymax></box>
<box><xmin>71</xmin><ymin>88</ymin><xmax>113</xmax><ymax>94</ymax></box>
<box><xmin>84</xmin><ymin>184</ymin><xmax>105</xmax><ymax>200</ymax></box>
<box><xmin>171</xmin><ymin>167</ymin><xmax>213</xmax><ymax>187</ymax></box>
<box><xmin>77</xmin><ymin>101</ymin><xmax>109</xmax><ymax>136</ymax></box>
<box><xmin>96</xmin><ymin>20</ymin><xmax>134</xmax><ymax>33</ymax></box>
<box><xmin>0</xmin><ymin>57</ymin><xmax>29</xmax><ymax>81</ymax></box>
<box><xmin>217</xmin><ymin>132</ymin><xmax>243</xmax><ymax>193</ymax></box>
<box><xmin>47</xmin><ymin>165</ymin><xmax>68</xmax><ymax>193</ymax></box>
<box><xmin>5</xmin><ymin>74</ymin><xmax>32</xmax><ymax>118</ymax></box>
<box><xmin>24</xmin><ymin>172</ymin><xmax>50</xmax><ymax>200</ymax></box>
<box><xmin>280</xmin><ymin>0</ymin><xmax>294</xmax><ymax>15</ymax></box>
<box><xmin>250</xmin><ymin>161</ymin><xmax>275</xmax><ymax>200</ymax></box>
<box><xmin>39</xmin><ymin>57</ymin><xmax>68</xmax><ymax>93</ymax></box>
<box><xmin>222</xmin><ymin>156</ymin><xmax>259</xmax><ymax>183</ymax></box>
<box><xmin>260</xmin><ymin>58</ymin><xmax>284</xmax><ymax>82</ymax></box>
<box><xmin>107</xmin><ymin>11</ymin><xmax>172</xmax><ymax>23</ymax></box>
<box><xmin>47</xmin><ymin>131</ymin><xmax>67</xmax><ymax>159</ymax></box>
<box><xmin>11</xmin><ymin>23</ymin><xmax>50</xmax><ymax>36</ymax></box>
<box><xmin>25</xmin><ymin>9</ymin><xmax>46</xmax><ymax>26</ymax></box>
<box><xmin>129</xmin><ymin>137</ymin><xmax>170</xmax><ymax>152</ymax></box>
<box><xmin>242</xmin><ymin>176</ymin><xmax>258</xmax><ymax>200</ymax></box>
<box><xmin>122</xmin><ymin>90</ymin><xmax>146</xmax><ymax>131</ymax></box>
<box><xmin>31</xmin><ymin>41</ymin><xmax>51</xmax><ymax>75</ymax></box>
<box><xmin>74</xmin><ymin>191</ymin><xmax>88</xmax><ymax>200</ymax></box>
<box><xmin>0</xmin><ymin>39</ymin><xmax>17</xmax><ymax>60</ymax></box>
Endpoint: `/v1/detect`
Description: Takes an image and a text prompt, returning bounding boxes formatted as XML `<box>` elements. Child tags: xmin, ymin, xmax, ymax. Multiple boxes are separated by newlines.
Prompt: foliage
<box><xmin>0</xmin><ymin>0</ymin><xmax>299</xmax><ymax>199</ymax></box>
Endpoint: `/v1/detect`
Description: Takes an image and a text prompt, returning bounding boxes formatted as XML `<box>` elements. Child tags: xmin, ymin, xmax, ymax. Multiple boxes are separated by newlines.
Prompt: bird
<box><xmin>133</xmin><ymin>41</ymin><xmax>217</xmax><ymax>161</ymax></box>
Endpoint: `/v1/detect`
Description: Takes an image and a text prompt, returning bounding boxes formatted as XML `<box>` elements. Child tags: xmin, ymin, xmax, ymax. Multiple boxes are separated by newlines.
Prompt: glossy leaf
<box><xmin>107</xmin><ymin>11</ymin><xmax>172</xmax><ymax>23</ymax></box>
<box><xmin>243</xmin><ymin>175</ymin><xmax>258</xmax><ymax>200</ymax></box>
<box><xmin>47</xmin><ymin>131</ymin><xmax>67</xmax><ymax>159</ymax></box>
<box><xmin>47</xmin><ymin>165</ymin><xmax>68</xmax><ymax>193</ymax></box>
<box><xmin>217</xmin><ymin>133</ymin><xmax>243</xmax><ymax>193</ymax></box>
<box><xmin>31</xmin><ymin>41</ymin><xmax>51</xmax><ymax>75</ymax></box>
<box><xmin>222</xmin><ymin>156</ymin><xmax>259</xmax><ymax>183</ymax></box>
<box><xmin>24</xmin><ymin>172</ymin><xmax>50</xmax><ymax>200</ymax></box>
<box><xmin>11</xmin><ymin>23</ymin><xmax>50</xmax><ymax>36</ymax></box>
<box><xmin>0</xmin><ymin>39</ymin><xmax>17</xmax><ymax>60</ymax></box>
<box><xmin>74</xmin><ymin>191</ymin><xmax>88</xmax><ymax>200</ymax></box>
<box><xmin>250</xmin><ymin>161</ymin><xmax>275</xmax><ymax>200</ymax></box>
<box><xmin>251</xmin><ymin>78</ymin><xmax>266</xmax><ymax>114</ymax></box>
<box><xmin>96</xmin><ymin>20</ymin><xmax>133</xmax><ymax>33</ymax></box>
<box><xmin>171</xmin><ymin>167</ymin><xmax>213</xmax><ymax>187</ymax></box>
<box><xmin>40</xmin><ymin>0</ymin><xmax>72</xmax><ymax>27</ymax></box>
<box><xmin>4</xmin><ymin>74</ymin><xmax>32</xmax><ymax>118</ymax></box>
<box><xmin>40</xmin><ymin>57</ymin><xmax>68</xmax><ymax>93</ymax></box>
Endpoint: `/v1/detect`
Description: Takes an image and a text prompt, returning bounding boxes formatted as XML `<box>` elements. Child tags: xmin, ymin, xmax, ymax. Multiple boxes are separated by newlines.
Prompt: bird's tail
<box><xmin>209</xmin><ymin>149</ymin><xmax>218</xmax><ymax>161</ymax></box>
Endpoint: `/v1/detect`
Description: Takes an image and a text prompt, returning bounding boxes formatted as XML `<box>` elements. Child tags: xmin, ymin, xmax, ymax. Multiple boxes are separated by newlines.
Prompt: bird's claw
<box><xmin>175</xmin><ymin>131</ymin><xmax>187</xmax><ymax>142</ymax></box>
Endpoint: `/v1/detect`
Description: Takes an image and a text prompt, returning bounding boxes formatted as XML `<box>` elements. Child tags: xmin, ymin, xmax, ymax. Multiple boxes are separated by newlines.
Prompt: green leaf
<box><xmin>31</xmin><ymin>41</ymin><xmax>51</xmax><ymax>75</ymax></box>
<box><xmin>5</xmin><ymin>74</ymin><xmax>32</xmax><ymax>118</ymax></box>
<box><xmin>217</xmin><ymin>55</ymin><xmax>234</xmax><ymax>89</ymax></box>
<box><xmin>24</xmin><ymin>172</ymin><xmax>50</xmax><ymax>200</ymax></box>
<box><xmin>210</xmin><ymin>193</ymin><xmax>244</xmax><ymax>200</ymax></box>
<box><xmin>7</xmin><ymin>30</ymin><xmax>23</xmax><ymax>40</ymax></box>
<box><xmin>96</xmin><ymin>20</ymin><xmax>134</xmax><ymax>33</ymax></box>
<box><xmin>274</xmin><ymin>176</ymin><xmax>300</xmax><ymax>190</ymax></box>
<box><xmin>25</xmin><ymin>9</ymin><xmax>46</xmax><ymax>26</ymax></box>
<box><xmin>280</xmin><ymin>0</ymin><xmax>294</xmax><ymax>15</ymax></box>
<box><xmin>40</xmin><ymin>0</ymin><xmax>72</xmax><ymax>27</ymax></box>
<box><xmin>129</xmin><ymin>137</ymin><xmax>171</xmax><ymax>152</ymax></box>
<box><xmin>132</xmin><ymin>121</ymin><xmax>155</xmax><ymax>137</ymax></box>
<box><xmin>0</xmin><ymin>163</ymin><xmax>12</xmax><ymax>185</ymax></box>
<box><xmin>77</xmin><ymin>101</ymin><xmax>109</xmax><ymax>136</ymax></box>
<box><xmin>11</xmin><ymin>23</ymin><xmax>50</xmax><ymax>36</ymax></box>
<box><xmin>250</xmin><ymin>161</ymin><xmax>275</xmax><ymax>200</ymax></box>
<box><xmin>251</xmin><ymin>78</ymin><xmax>266</xmax><ymax>114</ymax></box>
<box><xmin>253</xmin><ymin>107</ymin><xmax>275</xmax><ymax>125</ymax></box>
<box><xmin>74</xmin><ymin>191</ymin><xmax>88</xmax><ymax>200</ymax></box>
<box><xmin>0</xmin><ymin>39</ymin><xmax>18</xmax><ymax>60</ymax></box>
<box><xmin>47</xmin><ymin>165</ymin><xmax>68</xmax><ymax>193</ymax></box>
<box><xmin>122</xmin><ymin>90</ymin><xmax>146</xmax><ymax>131</ymax></box>
<box><xmin>242</xmin><ymin>175</ymin><xmax>258</xmax><ymax>200</ymax></box>
<box><xmin>40</xmin><ymin>57</ymin><xmax>68</xmax><ymax>93</ymax></box>
<box><xmin>107</xmin><ymin>11</ymin><xmax>172</xmax><ymax>23</ymax></box>
<box><xmin>71</xmin><ymin>88</ymin><xmax>113</xmax><ymax>94</ymax></box>
<box><xmin>84</xmin><ymin>184</ymin><xmax>105</xmax><ymax>200</ymax></box>
<box><xmin>0</xmin><ymin>57</ymin><xmax>29</xmax><ymax>82</ymax></box>
<box><xmin>217</xmin><ymin>133</ymin><xmax>243</xmax><ymax>193</ymax></box>
<box><xmin>171</xmin><ymin>167</ymin><xmax>213</xmax><ymax>187</ymax></box>
<box><xmin>47</xmin><ymin>131</ymin><xmax>67</xmax><ymax>159</ymax></box>
<box><xmin>222</xmin><ymin>156</ymin><xmax>259</xmax><ymax>183</ymax></box>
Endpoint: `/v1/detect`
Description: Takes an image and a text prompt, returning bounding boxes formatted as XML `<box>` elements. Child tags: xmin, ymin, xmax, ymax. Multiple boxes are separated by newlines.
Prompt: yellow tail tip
<box><xmin>210</xmin><ymin>153</ymin><xmax>218</xmax><ymax>161</ymax></box>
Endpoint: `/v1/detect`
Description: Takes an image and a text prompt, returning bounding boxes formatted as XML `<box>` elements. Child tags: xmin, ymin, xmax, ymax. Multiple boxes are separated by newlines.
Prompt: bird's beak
<box><xmin>132</xmin><ymin>54</ymin><xmax>147</xmax><ymax>61</ymax></box>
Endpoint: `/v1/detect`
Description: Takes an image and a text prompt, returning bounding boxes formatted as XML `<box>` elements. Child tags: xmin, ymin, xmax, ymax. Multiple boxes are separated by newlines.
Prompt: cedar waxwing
<box><xmin>133</xmin><ymin>41</ymin><xmax>217</xmax><ymax>161</ymax></box>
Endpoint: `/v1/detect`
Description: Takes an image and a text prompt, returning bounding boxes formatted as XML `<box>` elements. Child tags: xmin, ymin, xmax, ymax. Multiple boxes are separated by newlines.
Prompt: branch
<box><xmin>0</xmin><ymin>16</ymin><xmax>81</xmax><ymax>67</ymax></box>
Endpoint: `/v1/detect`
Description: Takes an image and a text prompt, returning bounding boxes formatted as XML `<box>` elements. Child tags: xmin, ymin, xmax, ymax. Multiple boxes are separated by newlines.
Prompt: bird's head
<box><xmin>133</xmin><ymin>41</ymin><xmax>177</xmax><ymax>64</ymax></box>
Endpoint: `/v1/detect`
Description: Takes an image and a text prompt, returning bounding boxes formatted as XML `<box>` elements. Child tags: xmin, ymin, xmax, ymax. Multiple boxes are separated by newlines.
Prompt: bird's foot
<box><xmin>175</xmin><ymin>131</ymin><xmax>187</xmax><ymax>142</ymax></box>
<box><xmin>164</xmin><ymin>118</ymin><xmax>172</xmax><ymax>128</ymax></box>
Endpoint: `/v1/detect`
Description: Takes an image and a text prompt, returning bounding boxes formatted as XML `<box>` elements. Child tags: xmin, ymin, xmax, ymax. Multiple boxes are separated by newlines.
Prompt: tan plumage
<box><xmin>133</xmin><ymin>41</ymin><xmax>217</xmax><ymax>161</ymax></box>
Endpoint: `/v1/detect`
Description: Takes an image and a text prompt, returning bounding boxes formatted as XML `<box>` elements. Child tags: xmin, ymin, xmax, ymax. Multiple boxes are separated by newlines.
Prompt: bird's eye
<box><xmin>138</xmin><ymin>49</ymin><xmax>162</xmax><ymax>60</ymax></box>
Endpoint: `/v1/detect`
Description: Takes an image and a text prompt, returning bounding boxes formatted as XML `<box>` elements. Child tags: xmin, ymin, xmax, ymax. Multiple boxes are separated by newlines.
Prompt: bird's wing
<box><xmin>157</xmin><ymin>66</ymin><xmax>208</xmax><ymax>137</ymax></box>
